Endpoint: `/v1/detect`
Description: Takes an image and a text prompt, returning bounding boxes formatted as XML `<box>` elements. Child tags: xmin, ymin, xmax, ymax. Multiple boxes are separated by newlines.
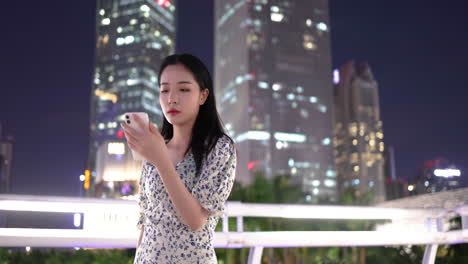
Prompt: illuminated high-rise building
<box><xmin>88</xmin><ymin>0</ymin><xmax>176</xmax><ymax>198</ymax></box>
<box><xmin>333</xmin><ymin>61</ymin><xmax>386</xmax><ymax>203</ymax></box>
<box><xmin>214</xmin><ymin>0</ymin><xmax>337</xmax><ymax>202</ymax></box>
<box><xmin>408</xmin><ymin>158</ymin><xmax>462</xmax><ymax>196</ymax></box>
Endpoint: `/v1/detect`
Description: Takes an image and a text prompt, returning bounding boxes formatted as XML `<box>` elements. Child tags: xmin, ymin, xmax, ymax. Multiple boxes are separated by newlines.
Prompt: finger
<box><xmin>121</xmin><ymin>122</ymin><xmax>137</xmax><ymax>137</ymax></box>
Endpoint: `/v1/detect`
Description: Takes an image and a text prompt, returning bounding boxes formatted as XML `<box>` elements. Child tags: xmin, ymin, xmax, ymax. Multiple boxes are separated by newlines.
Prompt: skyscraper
<box><xmin>88</xmin><ymin>0</ymin><xmax>176</xmax><ymax>198</ymax></box>
<box><xmin>214</xmin><ymin>0</ymin><xmax>337</xmax><ymax>202</ymax></box>
<box><xmin>333</xmin><ymin>61</ymin><xmax>386</xmax><ymax>203</ymax></box>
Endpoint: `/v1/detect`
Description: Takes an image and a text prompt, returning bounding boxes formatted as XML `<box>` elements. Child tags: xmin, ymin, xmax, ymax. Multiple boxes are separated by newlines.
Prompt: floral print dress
<box><xmin>133</xmin><ymin>135</ymin><xmax>236</xmax><ymax>264</ymax></box>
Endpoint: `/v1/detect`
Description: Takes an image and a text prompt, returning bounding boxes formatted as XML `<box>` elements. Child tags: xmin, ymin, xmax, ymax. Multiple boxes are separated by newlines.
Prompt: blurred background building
<box><xmin>333</xmin><ymin>61</ymin><xmax>386</xmax><ymax>203</ymax></box>
<box><xmin>408</xmin><ymin>158</ymin><xmax>462</xmax><ymax>196</ymax></box>
<box><xmin>0</xmin><ymin>123</ymin><xmax>14</xmax><ymax>194</ymax></box>
<box><xmin>214</xmin><ymin>0</ymin><xmax>337</xmax><ymax>202</ymax></box>
<box><xmin>87</xmin><ymin>0</ymin><xmax>176</xmax><ymax>198</ymax></box>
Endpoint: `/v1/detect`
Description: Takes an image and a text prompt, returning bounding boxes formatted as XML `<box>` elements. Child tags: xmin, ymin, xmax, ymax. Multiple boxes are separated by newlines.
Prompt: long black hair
<box><xmin>157</xmin><ymin>53</ymin><xmax>233</xmax><ymax>177</ymax></box>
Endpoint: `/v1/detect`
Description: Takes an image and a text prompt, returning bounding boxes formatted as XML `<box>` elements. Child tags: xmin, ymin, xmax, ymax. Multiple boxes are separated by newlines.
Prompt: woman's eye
<box><xmin>181</xmin><ymin>88</ymin><xmax>190</xmax><ymax>92</ymax></box>
<box><xmin>160</xmin><ymin>90</ymin><xmax>168</xmax><ymax>93</ymax></box>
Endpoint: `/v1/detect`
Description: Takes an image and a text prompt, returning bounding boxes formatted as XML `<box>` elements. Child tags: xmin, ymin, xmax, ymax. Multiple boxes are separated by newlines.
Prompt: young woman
<box><xmin>121</xmin><ymin>53</ymin><xmax>237</xmax><ymax>263</ymax></box>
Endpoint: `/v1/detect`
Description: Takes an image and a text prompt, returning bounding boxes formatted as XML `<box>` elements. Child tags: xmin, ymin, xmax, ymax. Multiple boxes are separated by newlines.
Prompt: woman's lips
<box><xmin>168</xmin><ymin>110</ymin><xmax>180</xmax><ymax>115</ymax></box>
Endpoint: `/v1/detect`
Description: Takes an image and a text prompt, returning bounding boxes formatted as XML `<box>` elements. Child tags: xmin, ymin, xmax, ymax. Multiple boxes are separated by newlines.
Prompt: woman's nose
<box><xmin>168</xmin><ymin>91</ymin><xmax>178</xmax><ymax>104</ymax></box>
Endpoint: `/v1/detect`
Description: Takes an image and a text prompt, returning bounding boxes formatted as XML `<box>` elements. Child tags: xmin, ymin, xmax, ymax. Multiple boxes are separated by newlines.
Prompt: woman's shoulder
<box><xmin>210</xmin><ymin>134</ymin><xmax>235</xmax><ymax>159</ymax></box>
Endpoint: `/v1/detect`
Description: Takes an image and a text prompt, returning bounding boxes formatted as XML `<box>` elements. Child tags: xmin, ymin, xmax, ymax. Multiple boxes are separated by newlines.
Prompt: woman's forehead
<box><xmin>160</xmin><ymin>64</ymin><xmax>195</xmax><ymax>82</ymax></box>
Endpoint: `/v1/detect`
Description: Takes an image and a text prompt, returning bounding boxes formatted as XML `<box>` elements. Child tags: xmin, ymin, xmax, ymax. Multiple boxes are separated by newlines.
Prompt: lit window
<box><xmin>130</xmin><ymin>19</ymin><xmax>138</xmax><ymax>25</ymax></box>
<box><xmin>101</xmin><ymin>18</ymin><xmax>110</xmax><ymax>25</ymax></box>
<box><xmin>151</xmin><ymin>42</ymin><xmax>162</xmax><ymax>49</ymax></box>
<box><xmin>274</xmin><ymin>132</ymin><xmax>306</xmax><ymax>143</ymax></box>
<box><xmin>99</xmin><ymin>9</ymin><xmax>105</xmax><ymax>16</ymax></box>
<box><xmin>312</xmin><ymin>180</ymin><xmax>320</xmax><ymax>187</ymax></box>
<box><xmin>116</xmin><ymin>37</ymin><xmax>125</xmax><ymax>46</ymax></box>
<box><xmin>108</xmin><ymin>142</ymin><xmax>125</xmax><ymax>155</ymax></box>
<box><xmin>306</xmin><ymin>19</ymin><xmax>313</xmax><ymax>27</ymax></box>
<box><xmin>254</xmin><ymin>5</ymin><xmax>262</xmax><ymax>11</ymax></box>
<box><xmin>369</xmin><ymin>181</ymin><xmax>375</xmax><ymax>187</ymax></box>
<box><xmin>291</xmin><ymin>167</ymin><xmax>297</xmax><ymax>175</ymax></box>
<box><xmin>258</xmin><ymin>81</ymin><xmax>269</xmax><ymax>89</ymax></box>
<box><xmin>309</xmin><ymin>96</ymin><xmax>317</xmax><ymax>103</ymax></box>
<box><xmin>324</xmin><ymin>179</ymin><xmax>336</xmax><ymax>187</ymax></box>
<box><xmin>271</xmin><ymin>13</ymin><xmax>284</xmax><ymax>22</ymax></box>
<box><xmin>333</xmin><ymin>69</ymin><xmax>340</xmax><ymax>84</ymax></box>
<box><xmin>287</xmin><ymin>93</ymin><xmax>295</xmax><ymax>100</ymax></box>
<box><xmin>318</xmin><ymin>105</ymin><xmax>327</xmax><ymax>113</ymax></box>
<box><xmin>352</xmin><ymin>139</ymin><xmax>358</xmax><ymax>146</ymax></box>
<box><xmin>313</xmin><ymin>188</ymin><xmax>319</xmax><ymax>195</ymax></box>
<box><xmin>291</xmin><ymin>102</ymin><xmax>298</xmax><ymax>108</ymax></box>
<box><xmin>353</xmin><ymin>166</ymin><xmax>360</xmax><ymax>172</ymax></box>
<box><xmin>303</xmin><ymin>34</ymin><xmax>317</xmax><ymax>50</ymax></box>
<box><xmin>317</xmin><ymin>22</ymin><xmax>328</xmax><ymax>32</ymax></box>
<box><xmin>272</xmin><ymin>83</ymin><xmax>282</xmax><ymax>91</ymax></box>
<box><xmin>125</xmin><ymin>35</ymin><xmax>135</xmax><ymax>44</ymax></box>
<box><xmin>270</xmin><ymin>6</ymin><xmax>280</xmax><ymax>12</ymax></box>
<box><xmin>326</xmin><ymin>169</ymin><xmax>336</xmax><ymax>177</ymax></box>
<box><xmin>296</xmin><ymin>86</ymin><xmax>304</xmax><ymax>93</ymax></box>
<box><xmin>288</xmin><ymin>158</ymin><xmax>294</xmax><ymax>167</ymax></box>
<box><xmin>353</xmin><ymin>179</ymin><xmax>360</xmax><ymax>185</ymax></box>
<box><xmin>140</xmin><ymin>5</ymin><xmax>150</xmax><ymax>12</ymax></box>
<box><xmin>236</xmin><ymin>131</ymin><xmax>271</xmax><ymax>142</ymax></box>
<box><xmin>322</xmin><ymin>137</ymin><xmax>331</xmax><ymax>145</ymax></box>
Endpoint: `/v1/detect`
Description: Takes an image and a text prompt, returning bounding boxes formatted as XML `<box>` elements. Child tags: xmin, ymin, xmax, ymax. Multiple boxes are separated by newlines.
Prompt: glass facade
<box><xmin>215</xmin><ymin>0</ymin><xmax>337</xmax><ymax>202</ymax></box>
<box><xmin>88</xmin><ymin>0</ymin><xmax>176</xmax><ymax>198</ymax></box>
<box><xmin>333</xmin><ymin>61</ymin><xmax>386</xmax><ymax>203</ymax></box>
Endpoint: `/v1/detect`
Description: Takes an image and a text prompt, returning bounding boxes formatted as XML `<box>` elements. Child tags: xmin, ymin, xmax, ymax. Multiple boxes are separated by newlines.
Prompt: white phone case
<box><xmin>124</xmin><ymin>112</ymin><xmax>149</xmax><ymax>161</ymax></box>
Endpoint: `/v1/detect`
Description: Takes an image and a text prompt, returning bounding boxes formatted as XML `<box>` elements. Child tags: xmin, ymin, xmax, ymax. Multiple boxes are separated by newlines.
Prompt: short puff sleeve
<box><xmin>191</xmin><ymin>136</ymin><xmax>237</xmax><ymax>218</ymax></box>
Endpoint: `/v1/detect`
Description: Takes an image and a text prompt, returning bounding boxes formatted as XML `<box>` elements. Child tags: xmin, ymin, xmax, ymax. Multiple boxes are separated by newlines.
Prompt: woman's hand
<box><xmin>120</xmin><ymin>114</ymin><xmax>168</xmax><ymax>167</ymax></box>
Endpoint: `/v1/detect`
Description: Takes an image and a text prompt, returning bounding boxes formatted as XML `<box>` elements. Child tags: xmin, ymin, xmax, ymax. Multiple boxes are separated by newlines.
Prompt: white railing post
<box><xmin>247</xmin><ymin>246</ymin><xmax>264</xmax><ymax>264</ymax></box>
<box><xmin>237</xmin><ymin>216</ymin><xmax>243</xmax><ymax>232</ymax></box>
<box><xmin>462</xmin><ymin>215</ymin><xmax>468</xmax><ymax>230</ymax></box>
<box><xmin>422</xmin><ymin>217</ymin><xmax>443</xmax><ymax>264</ymax></box>
<box><xmin>222</xmin><ymin>215</ymin><xmax>229</xmax><ymax>233</ymax></box>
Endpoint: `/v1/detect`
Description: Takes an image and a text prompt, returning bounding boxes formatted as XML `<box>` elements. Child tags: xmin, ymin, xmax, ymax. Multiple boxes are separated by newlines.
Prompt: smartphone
<box><xmin>123</xmin><ymin>112</ymin><xmax>149</xmax><ymax>161</ymax></box>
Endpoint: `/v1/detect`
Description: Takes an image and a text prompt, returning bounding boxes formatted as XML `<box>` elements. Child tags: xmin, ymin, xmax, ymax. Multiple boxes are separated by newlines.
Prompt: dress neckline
<box><xmin>175</xmin><ymin>151</ymin><xmax>193</xmax><ymax>168</ymax></box>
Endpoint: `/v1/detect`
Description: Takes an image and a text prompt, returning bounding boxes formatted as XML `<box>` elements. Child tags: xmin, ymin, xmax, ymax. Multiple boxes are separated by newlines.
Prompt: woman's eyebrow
<box><xmin>160</xmin><ymin>81</ymin><xmax>192</xmax><ymax>85</ymax></box>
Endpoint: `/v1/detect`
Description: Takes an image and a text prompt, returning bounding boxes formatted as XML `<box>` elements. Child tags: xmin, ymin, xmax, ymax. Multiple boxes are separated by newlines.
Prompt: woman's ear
<box><xmin>200</xmin><ymin>89</ymin><xmax>209</xmax><ymax>105</ymax></box>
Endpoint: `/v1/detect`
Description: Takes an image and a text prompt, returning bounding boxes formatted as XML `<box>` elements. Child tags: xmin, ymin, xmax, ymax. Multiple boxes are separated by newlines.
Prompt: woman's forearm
<box><xmin>152</xmin><ymin>158</ymin><xmax>208</xmax><ymax>231</ymax></box>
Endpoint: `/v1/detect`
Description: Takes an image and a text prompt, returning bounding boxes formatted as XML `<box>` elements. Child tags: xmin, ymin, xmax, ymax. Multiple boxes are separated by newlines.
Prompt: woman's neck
<box><xmin>168</xmin><ymin>124</ymin><xmax>192</xmax><ymax>150</ymax></box>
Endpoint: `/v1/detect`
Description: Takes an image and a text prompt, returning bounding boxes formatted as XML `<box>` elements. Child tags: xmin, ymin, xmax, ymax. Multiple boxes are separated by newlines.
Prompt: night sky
<box><xmin>1</xmin><ymin>1</ymin><xmax>467</xmax><ymax>197</ymax></box>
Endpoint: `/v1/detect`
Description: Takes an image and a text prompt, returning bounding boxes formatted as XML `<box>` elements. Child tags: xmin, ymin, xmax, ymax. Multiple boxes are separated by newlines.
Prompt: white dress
<box><xmin>133</xmin><ymin>135</ymin><xmax>236</xmax><ymax>264</ymax></box>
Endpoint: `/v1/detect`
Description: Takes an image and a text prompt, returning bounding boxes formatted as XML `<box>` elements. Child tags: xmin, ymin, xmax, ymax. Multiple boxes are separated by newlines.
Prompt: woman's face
<box><xmin>159</xmin><ymin>64</ymin><xmax>209</xmax><ymax>127</ymax></box>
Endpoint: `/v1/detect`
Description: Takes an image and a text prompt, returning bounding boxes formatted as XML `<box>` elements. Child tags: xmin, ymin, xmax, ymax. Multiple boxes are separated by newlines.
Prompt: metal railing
<box><xmin>1</xmin><ymin>195</ymin><xmax>467</xmax><ymax>264</ymax></box>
